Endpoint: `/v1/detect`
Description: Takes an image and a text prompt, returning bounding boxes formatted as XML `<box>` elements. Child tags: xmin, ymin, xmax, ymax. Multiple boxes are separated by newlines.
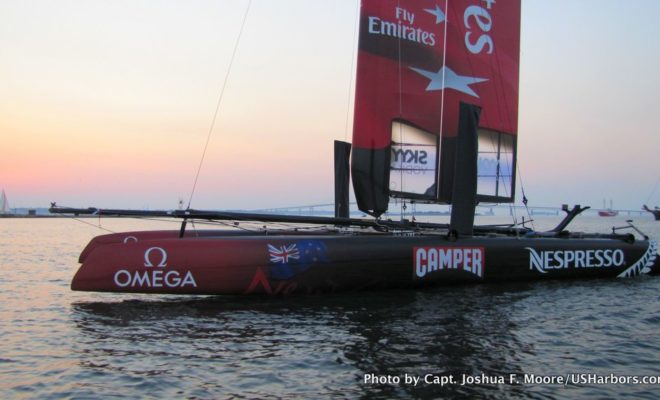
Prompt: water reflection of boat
<box><xmin>70</xmin><ymin>286</ymin><xmax>528</xmax><ymax>398</ymax></box>
<box><xmin>69</xmin><ymin>279</ymin><xmax>653</xmax><ymax>398</ymax></box>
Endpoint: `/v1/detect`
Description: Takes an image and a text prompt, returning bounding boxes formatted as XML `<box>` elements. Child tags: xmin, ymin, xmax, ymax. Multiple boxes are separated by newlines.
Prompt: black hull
<box><xmin>70</xmin><ymin>231</ymin><xmax>659</xmax><ymax>295</ymax></box>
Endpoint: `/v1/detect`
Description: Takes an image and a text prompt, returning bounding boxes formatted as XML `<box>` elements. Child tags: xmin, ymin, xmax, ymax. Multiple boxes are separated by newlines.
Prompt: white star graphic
<box><xmin>424</xmin><ymin>4</ymin><xmax>446</xmax><ymax>24</ymax></box>
<box><xmin>409</xmin><ymin>65</ymin><xmax>488</xmax><ymax>98</ymax></box>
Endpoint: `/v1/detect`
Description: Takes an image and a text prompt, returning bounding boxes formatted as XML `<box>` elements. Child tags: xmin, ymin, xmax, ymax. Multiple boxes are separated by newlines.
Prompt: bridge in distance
<box><xmin>252</xmin><ymin>202</ymin><xmax>649</xmax><ymax>218</ymax></box>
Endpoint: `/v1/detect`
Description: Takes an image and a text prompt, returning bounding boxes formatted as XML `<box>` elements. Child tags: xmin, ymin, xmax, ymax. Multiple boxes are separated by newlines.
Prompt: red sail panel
<box><xmin>352</xmin><ymin>0</ymin><xmax>520</xmax><ymax>214</ymax></box>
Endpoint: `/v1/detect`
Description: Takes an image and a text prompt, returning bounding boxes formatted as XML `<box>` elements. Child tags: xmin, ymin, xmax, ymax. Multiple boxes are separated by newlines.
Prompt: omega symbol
<box><xmin>144</xmin><ymin>247</ymin><xmax>168</xmax><ymax>268</ymax></box>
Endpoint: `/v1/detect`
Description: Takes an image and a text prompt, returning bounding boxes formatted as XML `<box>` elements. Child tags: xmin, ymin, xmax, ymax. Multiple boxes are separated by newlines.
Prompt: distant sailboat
<box><xmin>0</xmin><ymin>189</ymin><xmax>9</xmax><ymax>214</ymax></box>
<box><xmin>598</xmin><ymin>199</ymin><xmax>618</xmax><ymax>217</ymax></box>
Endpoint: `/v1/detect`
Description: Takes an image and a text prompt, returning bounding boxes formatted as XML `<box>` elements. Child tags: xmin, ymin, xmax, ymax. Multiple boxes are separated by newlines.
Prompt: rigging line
<box><xmin>438</xmin><ymin>0</ymin><xmax>449</xmax><ymax>139</ymax></box>
<box><xmin>343</xmin><ymin>0</ymin><xmax>360</xmax><ymax>142</ymax></box>
<box><xmin>516</xmin><ymin>161</ymin><xmax>534</xmax><ymax>230</ymax></box>
<box><xmin>485</xmin><ymin>14</ymin><xmax>513</xmax><ymax>141</ymax></box>
<box><xmin>486</xmin><ymin>14</ymin><xmax>519</xmax><ymax>204</ymax></box>
<box><xmin>461</xmin><ymin>4</ymin><xmax>519</xmax><ymax>224</ymax></box>
<box><xmin>207</xmin><ymin>220</ymin><xmax>266</xmax><ymax>233</ymax></box>
<box><xmin>428</xmin><ymin>0</ymin><xmax>449</xmax><ymax>203</ymax></box>
<box><xmin>63</xmin><ymin>215</ymin><xmax>115</xmax><ymax>233</ymax></box>
<box><xmin>396</xmin><ymin>0</ymin><xmax>404</xmax><ymax>219</ymax></box>
<box><xmin>187</xmin><ymin>0</ymin><xmax>252</xmax><ymax>210</ymax></box>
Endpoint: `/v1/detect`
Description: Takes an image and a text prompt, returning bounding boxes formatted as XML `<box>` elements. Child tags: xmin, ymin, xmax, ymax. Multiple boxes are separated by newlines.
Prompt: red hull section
<box><xmin>79</xmin><ymin>230</ymin><xmax>256</xmax><ymax>263</ymax></box>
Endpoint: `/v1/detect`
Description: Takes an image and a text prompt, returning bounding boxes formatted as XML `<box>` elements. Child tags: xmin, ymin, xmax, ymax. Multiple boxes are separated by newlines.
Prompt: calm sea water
<box><xmin>1</xmin><ymin>215</ymin><xmax>659</xmax><ymax>399</ymax></box>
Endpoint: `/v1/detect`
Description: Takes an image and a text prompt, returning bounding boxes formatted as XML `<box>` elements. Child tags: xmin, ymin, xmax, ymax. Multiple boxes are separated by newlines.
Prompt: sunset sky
<box><xmin>1</xmin><ymin>0</ymin><xmax>659</xmax><ymax>211</ymax></box>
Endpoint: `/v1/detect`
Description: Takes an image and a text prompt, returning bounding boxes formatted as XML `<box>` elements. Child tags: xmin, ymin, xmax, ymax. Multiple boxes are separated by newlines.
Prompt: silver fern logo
<box><xmin>618</xmin><ymin>241</ymin><xmax>657</xmax><ymax>278</ymax></box>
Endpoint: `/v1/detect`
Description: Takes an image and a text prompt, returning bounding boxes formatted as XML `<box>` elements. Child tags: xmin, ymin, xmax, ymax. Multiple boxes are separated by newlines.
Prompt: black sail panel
<box><xmin>450</xmin><ymin>103</ymin><xmax>481</xmax><ymax>236</ymax></box>
<box><xmin>334</xmin><ymin>141</ymin><xmax>352</xmax><ymax>218</ymax></box>
<box><xmin>351</xmin><ymin>147</ymin><xmax>390</xmax><ymax>217</ymax></box>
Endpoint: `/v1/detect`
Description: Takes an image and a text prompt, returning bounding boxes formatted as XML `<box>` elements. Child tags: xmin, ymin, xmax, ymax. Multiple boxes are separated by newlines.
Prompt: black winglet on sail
<box><xmin>449</xmin><ymin>102</ymin><xmax>481</xmax><ymax>236</ymax></box>
<box><xmin>334</xmin><ymin>141</ymin><xmax>352</xmax><ymax>219</ymax></box>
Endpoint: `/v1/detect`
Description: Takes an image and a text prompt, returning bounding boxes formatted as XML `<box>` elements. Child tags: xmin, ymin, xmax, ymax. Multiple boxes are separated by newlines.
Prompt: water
<box><xmin>1</xmin><ymin>215</ymin><xmax>659</xmax><ymax>399</ymax></box>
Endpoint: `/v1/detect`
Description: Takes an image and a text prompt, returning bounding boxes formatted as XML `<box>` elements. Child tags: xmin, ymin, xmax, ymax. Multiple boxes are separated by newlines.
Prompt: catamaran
<box><xmin>51</xmin><ymin>0</ymin><xmax>658</xmax><ymax>295</ymax></box>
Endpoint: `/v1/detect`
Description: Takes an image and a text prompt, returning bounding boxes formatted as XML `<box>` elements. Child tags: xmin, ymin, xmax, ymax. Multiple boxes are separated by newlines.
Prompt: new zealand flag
<box><xmin>267</xmin><ymin>240</ymin><xmax>328</xmax><ymax>280</ymax></box>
